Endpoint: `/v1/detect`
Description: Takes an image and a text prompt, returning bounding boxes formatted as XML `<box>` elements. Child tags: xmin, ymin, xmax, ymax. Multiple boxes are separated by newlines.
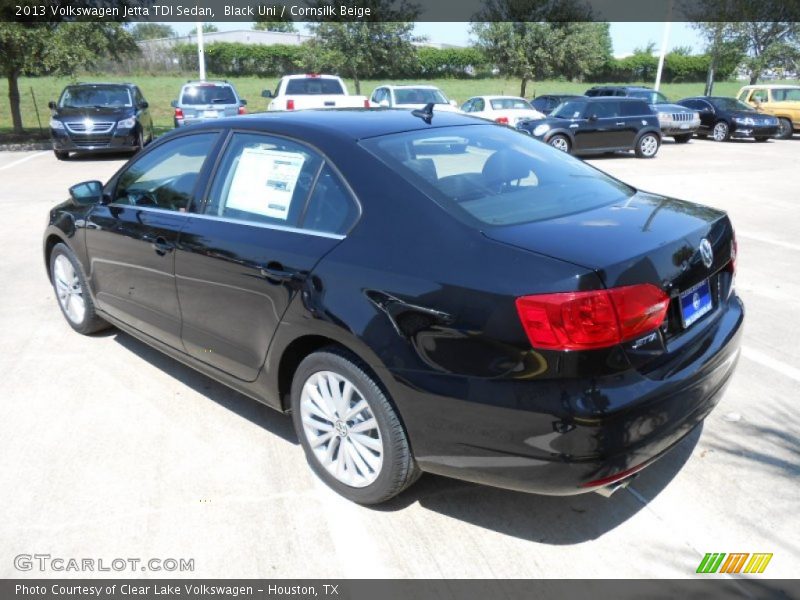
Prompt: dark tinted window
<box><xmin>205</xmin><ymin>133</ymin><xmax>323</xmax><ymax>228</ymax></box>
<box><xmin>302</xmin><ymin>165</ymin><xmax>359</xmax><ymax>235</ymax></box>
<box><xmin>181</xmin><ymin>84</ymin><xmax>237</xmax><ymax>105</ymax></box>
<box><xmin>473</xmin><ymin>98</ymin><xmax>485</xmax><ymax>111</ymax></box>
<box><xmin>530</xmin><ymin>97</ymin><xmax>547</xmax><ymax>111</ymax></box>
<box><xmin>59</xmin><ymin>85</ymin><xmax>132</xmax><ymax>108</ymax></box>
<box><xmin>589</xmin><ymin>101</ymin><xmax>620</xmax><ymax>118</ymax></box>
<box><xmin>710</xmin><ymin>98</ymin><xmax>756</xmax><ymax>112</ymax></box>
<box><xmin>361</xmin><ymin>125</ymin><xmax>634</xmax><ymax>227</ymax></box>
<box><xmin>628</xmin><ymin>90</ymin><xmax>669</xmax><ymax>104</ymax></box>
<box><xmin>551</xmin><ymin>101</ymin><xmax>587</xmax><ymax>118</ymax></box>
<box><xmin>114</xmin><ymin>133</ymin><xmax>217</xmax><ymax>212</ymax></box>
<box><xmin>285</xmin><ymin>78</ymin><xmax>345</xmax><ymax>95</ymax></box>
<box><xmin>620</xmin><ymin>101</ymin><xmax>651</xmax><ymax>116</ymax></box>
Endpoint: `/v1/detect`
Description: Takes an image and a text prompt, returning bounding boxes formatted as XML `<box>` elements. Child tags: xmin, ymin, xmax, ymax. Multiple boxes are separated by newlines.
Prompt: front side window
<box><xmin>361</xmin><ymin>124</ymin><xmax>634</xmax><ymax>227</ymax></box>
<box><xmin>59</xmin><ymin>86</ymin><xmax>132</xmax><ymax>108</ymax></box>
<box><xmin>551</xmin><ymin>101</ymin><xmax>587</xmax><ymax>119</ymax></box>
<box><xmin>473</xmin><ymin>98</ymin><xmax>485</xmax><ymax>111</ymax></box>
<box><xmin>113</xmin><ymin>133</ymin><xmax>218</xmax><ymax>211</ymax></box>
<box><xmin>588</xmin><ymin>101</ymin><xmax>620</xmax><ymax>118</ymax></box>
<box><xmin>751</xmin><ymin>89</ymin><xmax>768</xmax><ymax>103</ymax></box>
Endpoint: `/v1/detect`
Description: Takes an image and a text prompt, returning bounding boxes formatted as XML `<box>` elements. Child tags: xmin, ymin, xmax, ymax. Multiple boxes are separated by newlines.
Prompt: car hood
<box><xmin>730</xmin><ymin>110</ymin><xmax>774</xmax><ymax>120</ymax></box>
<box><xmin>652</xmin><ymin>103</ymin><xmax>695</xmax><ymax>113</ymax></box>
<box><xmin>483</xmin><ymin>191</ymin><xmax>733</xmax><ymax>289</ymax></box>
<box><xmin>53</xmin><ymin>106</ymin><xmax>132</xmax><ymax>120</ymax></box>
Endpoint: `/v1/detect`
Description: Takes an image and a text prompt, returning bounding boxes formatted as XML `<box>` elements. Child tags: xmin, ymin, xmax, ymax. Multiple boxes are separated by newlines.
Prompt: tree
<box><xmin>202</xmin><ymin>23</ymin><xmax>218</xmax><ymax>34</ymax></box>
<box><xmin>471</xmin><ymin>0</ymin><xmax>596</xmax><ymax>96</ymax></box>
<box><xmin>129</xmin><ymin>23</ymin><xmax>175</xmax><ymax>41</ymax></box>
<box><xmin>0</xmin><ymin>23</ymin><xmax>138</xmax><ymax>133</ymax></box>
<box><xmin>253</xmin><ymin>21</ymin><xmax>297</xmax><ymax>33</ymax></box>
<box><xmin>692</xmin><ymin>22</ymin><xmax>746</xmax><ymax>94</ymax></box>
<box><xmin>305</xmin><ymin>0</ymin><xmax>421</xmax><ymax>94</ymax></box>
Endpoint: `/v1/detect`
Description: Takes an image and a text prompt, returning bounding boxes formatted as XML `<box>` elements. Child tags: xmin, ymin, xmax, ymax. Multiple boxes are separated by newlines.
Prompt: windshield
<box><xmin>394</xmin><ymin>88</ymin><xmax>449</xmax><ymax>105</ymax></box>
<box><xmin>551</xmin><ymin>101</ymin><xmax>587</xmax><ymax>119</ymax></box>
<box><xmin>360</xmin><ymin>125</ymin><xmax>634</xmax><ymax>227</ymax></box>
<box><xmin>710</xmin><ymin>98</ymin><xmax>755</xmax><ymax>112</ymax></box>
<box><xmin>490</xmin><ymin>98</ymin><xmax>533</xmax><ymax>110</ymax></box>
<box><xmin>628</xmin><ymin>90</ymin><xmax>669</xmax><ymax>104</ymax></box>
<box><xmin>772</xmin><ymin>88</ymin><xmax>800</xmax><ymax>101</ymax></box>
<box><xmin>59</xmin><ymin>86</ymin><xmax>132</xmax><ymax>108</ymax></box>
<box><xmin>181</xmin><ymin>85</ymin><xmax>237</xmax><ymax>105</ymax></box>
<box><xmin>285</xmin><ymin>78</ymin><xmax>345</xmax><ymax>95</ymax></box>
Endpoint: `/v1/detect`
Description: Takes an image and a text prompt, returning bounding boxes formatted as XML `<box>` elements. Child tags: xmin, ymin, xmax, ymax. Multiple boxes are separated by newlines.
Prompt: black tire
<box><xmin>673</xmin><ymin>134</ymin><xmax>692</xmax><ymax>144</ymax></box>
<box><xmin>547</xmin><ymin>134</ymin><xmax>571</xmax><ymax>153</ymax></box>
<box><xmin>712</xmin><ymin>121</ymin><xmax>731</xmax><ymax>142</ymax></box>
<box><xmin>754</xmin><ymin>136</ymin><xmax>770</xmax><ymax>143</ymax></box>
<box><xmin>776</xmin><ymin>118</ymin><xmax>793</xmax><ymax>140</ymax></box>
<box><xmin>49</xmin><ymin>243</ymin><xmax>109</xmax><ymax>335</ymax></box>
<box><xmin>291</xmin><ymin>347</ymin><xmax>420</xmax><ymax>504</ymax></box>
<box><xmin>635</xmin><ymin>132</ymin><xmax>660</xmax><ymax>158</ymax></box>
<box><xmin>54</xmin><ymin>150</ymin><xmax>69</xmax><ymax>160</ymax></box>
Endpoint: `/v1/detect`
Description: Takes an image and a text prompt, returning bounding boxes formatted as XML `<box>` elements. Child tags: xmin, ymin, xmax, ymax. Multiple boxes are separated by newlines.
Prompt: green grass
<box><xmin>2</xmin><ymin>73</ymin><xmax>799</xmax><ymax>136</ymax></box>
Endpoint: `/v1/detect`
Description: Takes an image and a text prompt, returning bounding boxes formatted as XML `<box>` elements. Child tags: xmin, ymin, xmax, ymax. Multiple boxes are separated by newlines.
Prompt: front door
<box><xmin>86</xmin><ymin>132</ymin><xmax>219</xmax><ymax>348</ymax></box>
<box><xmin>176</xmin><ymin>132</ymin><xmax>359</xmax><ymax>381</ymax></box>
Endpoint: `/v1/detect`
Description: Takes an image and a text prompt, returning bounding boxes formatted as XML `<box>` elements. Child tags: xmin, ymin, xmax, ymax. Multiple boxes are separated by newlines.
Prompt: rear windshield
<box><xmin>394</xmin><ymin>88</ymin><xmax>448</xmax><ymax>104</ymax></box>
<box><xmin>181</xmin><ymin>85</ymin><xmax>237</xmax><ymax>105</ymax></box>
<box><xmin>490</xmin><ymin>98</ymin><xmax>533</xmax><ymax>110</ymax></box>
<box><xmin>59</xmin><ymin>86</ymin><xmax>132</xmax><ymax>108</ymax></box>
<box><xmin>361</xmin><ymin>125</ymin><xmax>634</xmax><ymax>227</ymax></box>
<box><xmin>285</xmin><ymin>78</ymin><xmax>345</xmax><ymax>95</ymax></box>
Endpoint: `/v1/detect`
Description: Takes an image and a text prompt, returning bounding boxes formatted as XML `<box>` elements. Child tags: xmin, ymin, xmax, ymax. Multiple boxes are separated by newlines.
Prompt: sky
<box><xmin>171</xmin><ymin>22</ymin><xmax>706</xmax><ymax>57</ymax></box>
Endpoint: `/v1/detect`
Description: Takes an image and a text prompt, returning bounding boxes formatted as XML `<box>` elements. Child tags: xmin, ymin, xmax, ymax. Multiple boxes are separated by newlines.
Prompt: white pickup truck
<box><xmin>263</xmin><ymin>74</ymin><xmax>370</xmax><ymax>111</ymax></box>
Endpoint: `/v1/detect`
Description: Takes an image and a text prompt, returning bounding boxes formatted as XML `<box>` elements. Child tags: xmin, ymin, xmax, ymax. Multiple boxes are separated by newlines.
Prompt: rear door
<box><xmin>176</xmin><ymin>131</ymin><xmax>360</xmax><ymax>381</ymax></box>
<box><xmin>619</xmin><ymin>101</ymin><xmax>650</xmax><ymax>146</ymax></box>
<box><xmin>86</xmin><ymin>132</ymin><xmax>220</xmax><ymax>348</ymax></box>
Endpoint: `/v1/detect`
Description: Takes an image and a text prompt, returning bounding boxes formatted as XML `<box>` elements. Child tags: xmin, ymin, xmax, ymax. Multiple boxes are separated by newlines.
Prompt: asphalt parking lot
<box><xmin>1</xmin><ymin>137</ymin><xmax>798</xmax><ymax>580</ymax></box>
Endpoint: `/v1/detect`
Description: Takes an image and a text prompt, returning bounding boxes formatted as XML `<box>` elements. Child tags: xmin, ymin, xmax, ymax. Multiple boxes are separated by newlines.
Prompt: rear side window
<box><xmin>589</xmin><ymin>101</ymin><xmax>620</xmax><ymax>118</ymax></box>
<box><xmin>285</xmin><ymin>78</ymin><xmax>345</xmax><ymax>95</ymax></box>
<box><xmin>361</xmin><ymin>125</ymin><xmax>634</xmax><ymax>227</ymax></box>
<box><xmin>620</xmin><ymin>101</ymin><xmax>651</xmax><ymax>116</ymax></box>
<box><xmin>302</xmin><ymin>165</ymin><xmax>359</xmax><ymax>235</ymax></box>
<box><xmin>181</xmin><ymin>85</ymin><xmax>237</xmax><ymax>105</ymax></box>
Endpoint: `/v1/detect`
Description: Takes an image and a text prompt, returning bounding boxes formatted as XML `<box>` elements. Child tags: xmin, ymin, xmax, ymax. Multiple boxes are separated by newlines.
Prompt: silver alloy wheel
<box><xmin>639</xmin><ymin>134</ymin><xmax>658</xmax><ymax>156</ymax></box>
<box><xmin>713</xmin><ymin>122</ymin><xmax>729</xmax><ymax>141</ymax></box>
<box><xmin>778</xmin><ymin>119</ymin><xmax>791</xmax><ymax>138</ymax></box>
<box><xmin>549</xmin><ymin>136</ymin><xmax>569</xmax><ymax>152</ymax></box>
<box><xmin>300</xmin><ymin>370</ymin><xmax>383</xmax><ymax>488</ymax></box>
<box><xmin>53</xmin><ymin>254</ymin><xmax>86</xmax><ymax>324</ymax></box>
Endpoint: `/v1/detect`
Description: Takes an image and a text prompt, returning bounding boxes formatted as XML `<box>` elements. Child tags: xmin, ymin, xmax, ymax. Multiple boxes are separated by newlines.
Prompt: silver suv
<box><xmin>171</xmin><ymin>81</ymin><xmax>247</xmax><ymax>128</ymax></box>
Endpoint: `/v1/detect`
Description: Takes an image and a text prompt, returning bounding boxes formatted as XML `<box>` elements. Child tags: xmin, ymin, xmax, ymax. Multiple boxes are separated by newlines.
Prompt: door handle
<box><xmin>615</xmin><ymin>122</ymin><xmax>626</xmax><ymax>126</ymax></box>
<box><xmin>259</xmin><ymin>263</ymin><xmax>306</xmax><ymax>283</ymax></box>
<box><xmin>143</xmin><ymin>235</ymin><xmax>174</xmax><ymax>255</ymax></box>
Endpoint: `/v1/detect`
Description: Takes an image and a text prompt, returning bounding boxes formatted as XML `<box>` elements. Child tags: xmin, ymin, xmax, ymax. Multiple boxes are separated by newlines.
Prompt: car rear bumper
<box><xmin>390</xmin><ymin>294</ymin><xmax>744</xmax><ymax>496</ymax></box>
<box><xmin>51</xmin><ymin>128</ymin><xmax>138</xmax><ymax>153</ymax></box>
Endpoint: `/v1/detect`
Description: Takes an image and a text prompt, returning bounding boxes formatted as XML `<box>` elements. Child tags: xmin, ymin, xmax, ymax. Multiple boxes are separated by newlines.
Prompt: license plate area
<box><xmin>679</xmin><ymin>278</ymin><xmax>713</xmax><ymax>329</ymax></box>
<box><xmin>203</xmin><ymin>110</ymin><xmax>219</xmax><ymax>118</ymax></box>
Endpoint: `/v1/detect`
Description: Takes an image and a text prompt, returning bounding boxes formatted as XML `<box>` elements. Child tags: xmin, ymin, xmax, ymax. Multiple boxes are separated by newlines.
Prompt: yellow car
<box><xmin>737</xmin><ymin>84</ymin><xmax>800</xmax><ymax>139</ymax></box>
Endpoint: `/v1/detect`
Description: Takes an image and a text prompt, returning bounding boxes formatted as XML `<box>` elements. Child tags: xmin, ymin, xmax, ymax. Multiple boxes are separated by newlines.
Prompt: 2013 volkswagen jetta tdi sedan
<box><xmin>43</xmin><ymin>109</ymin><xmax>743</xmax><ymax>504</ymax></box>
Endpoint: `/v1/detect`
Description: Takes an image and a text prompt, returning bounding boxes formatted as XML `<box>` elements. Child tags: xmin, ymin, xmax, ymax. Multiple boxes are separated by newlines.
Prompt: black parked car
<box><xmin>48</xmin><ymin>83</ymin><xmax>154</xmax><ymax>160</ymax></box>
<box><xmin>530</xmin><ymin>93</ymin><xmax>584</xmax><ymax>115</ymax></box>
<box><xmin>517</xmin><ymin>97</ymin><xmax>662</xmax><ymax>158</ymax></box>
<box><xmin>676</xmin><ymin>96</ymin><xmax>780</xmax><ymax>142</ymax></box>
<box><xmin>44</xmin><ymin>109</ymin><xmax>742</xmax><ymax>504</ymax></box>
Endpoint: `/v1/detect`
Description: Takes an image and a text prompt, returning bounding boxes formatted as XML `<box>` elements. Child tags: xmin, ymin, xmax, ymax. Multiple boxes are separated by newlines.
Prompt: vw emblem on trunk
<box><xmin>699</xmin><ymin>239</ymin><xmax>714</xmax><ymax>269</ymax></box>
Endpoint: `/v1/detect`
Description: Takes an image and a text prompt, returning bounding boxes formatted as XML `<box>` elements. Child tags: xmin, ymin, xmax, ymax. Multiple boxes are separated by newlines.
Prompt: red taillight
<box><xmin>495</xmin><ymin>116</ymin><xmax>509</xmax><ymax>125</ymax></box>
<box><xmin>287</xmin><ymin>99</ymin><xmax>295</xmax><ymax>111</ymax></box>
<box><xmin>174</xmin><ymin>107</ymin><xmax>184</xmax><ymax>119</ymax></box>
<box><xmin>364</xmin><ymin>98</ymin><xmax>370</xmax><ymax>108</ymax></box>
<box><xmin>515</xmin><ymin>284</ymin><xmax>670</xmax><ymax>351</ymax></box>
<box><xmin>238</xmin><ymin>106</ymin><xmax>247</xmax><ymax>115</ymax></box>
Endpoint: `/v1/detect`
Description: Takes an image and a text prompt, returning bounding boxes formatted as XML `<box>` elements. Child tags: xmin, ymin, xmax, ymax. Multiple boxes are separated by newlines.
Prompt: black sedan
<box><xmin>517</xmin><ymin>97</ymin><xmax>662</xmax><ymax>158</ymax></box>
<box><xmin>676</xmin><ymin>96</ymin><xmax>780</xmax><ymax>142</ymax></box>
<box><xmin>48</xmin><ymin>83</ymin><xmax>154</xmax><ymax>160</ymax></box>
<box><xmin>44</xmin><ymin>109</ymin><xmax>743</xmax><ymax>504</ymax></box>
<box><xmin>530</xmin><ymin>93</ymin><xmax>585</xmax><ymax>115</ymax></box>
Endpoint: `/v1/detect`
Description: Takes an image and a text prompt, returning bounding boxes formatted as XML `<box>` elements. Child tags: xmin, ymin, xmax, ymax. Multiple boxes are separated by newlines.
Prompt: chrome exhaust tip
<box><xmin>594</xmin><ymin>473</ymin><xmax>638</xmax><ymax>498</ymax></box>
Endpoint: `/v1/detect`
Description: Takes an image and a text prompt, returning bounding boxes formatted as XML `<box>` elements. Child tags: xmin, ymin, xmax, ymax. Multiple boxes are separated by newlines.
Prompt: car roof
<box><xmin>68</xmin><ymin>82</ymin><xmax>136</xmax><ymax>88</ymax></box>
<box><xmin>590</xmin><ymin>85</ymin><xmax>653</xmax><ymax>91</ymax></box>
<box><xmin>479</xmin><ymin>95</ymin><xmax>527</xmax><ymax>101</ymax></box>
<box><xmin>182</xmin><ymin>80</ymin><xmax>234</xmax><ymax>87</ymax></box>
<box><xmin>583</xmin><ymin>96</ymin><xmax>646</xmax><ymax>102</ymax></box>
<box><xmin>739</xmin><ymin>84</ymin><xmax>800</xmax><ymax>89</ymax></box>
<box><xmin>172</xmin><ymin>108</ymin><xmax>490</xmax><ymax>142</ymax></box>
<box><xmin>381</xmin><ymin>85</ymin><xmax>442</xmax><ymax>90</ymax></box>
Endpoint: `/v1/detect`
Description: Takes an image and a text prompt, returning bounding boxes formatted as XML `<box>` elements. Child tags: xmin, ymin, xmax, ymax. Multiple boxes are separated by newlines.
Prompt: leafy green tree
<box><xmin>305</xmin><ymin>0</ymin><xmax>421</xmax><ymax>94</ymax></box>
<box><xmin>253</xmin><ymin>21</ymin><xmax>298</xmax><ymax>33</ymax></box>
<box><xmin>129</xmin><ymin>23</ymin><xmax>175</xmax><ymax>41</ymax></box>
<box><xmin>202</xmin><ymin>23</ymin><xmax>219</xmax><ymax>34</ymax></box>
<box><xmin>692</xmin><ymin>22</ymin><xmax>746</xmax><ymax>94</ymax></box>
<box><xmin>0</xmin><ymin>23</ymin><xmax>138</xmax><ymax>133</ymax></box>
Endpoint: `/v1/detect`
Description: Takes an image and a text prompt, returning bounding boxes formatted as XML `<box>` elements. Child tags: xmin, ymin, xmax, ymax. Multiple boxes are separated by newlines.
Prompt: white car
<box><xmin>369</xmin><ymin>85</ymin><xmax>461</xmax><ymax>112</ymax></box>
<box><xmin>263</xmin><ymin>74</ymin><xmax>369</xmax><ymax>111</ymax></box>
<box><xmin>461</xmin><ymin>96</ymin><xmax>545</xmax><ymax>126</ymax></box>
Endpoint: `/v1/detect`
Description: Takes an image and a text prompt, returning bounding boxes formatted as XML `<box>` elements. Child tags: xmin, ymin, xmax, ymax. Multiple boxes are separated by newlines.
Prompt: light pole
<box><xmin>654</xmin><ymin>21</ymin><xmax>672</xmax><ymax>91</ymax></box>
<box><xmin>196</xmin><ymin>22</ymin><xmax>206</xmax><ymax>81</ymax></box>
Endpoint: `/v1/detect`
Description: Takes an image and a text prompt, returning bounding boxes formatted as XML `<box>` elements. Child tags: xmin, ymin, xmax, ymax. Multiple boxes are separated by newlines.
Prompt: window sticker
<box><xmin>225</xmin><ymin>146</ymin><xmax>306</xmax><ymax>220</ymax></box>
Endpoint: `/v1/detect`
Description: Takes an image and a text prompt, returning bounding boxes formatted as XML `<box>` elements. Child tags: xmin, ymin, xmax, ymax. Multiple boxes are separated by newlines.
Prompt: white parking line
<box><xmin>741</xmin><ymin>346</ymin><xmax>800</xmax><ymax>383</ymax></box>
<box><xmin>0</xmin><ymin>151</ymin><xmax>48</xmax><ymax>171</ymax></box>
<box><xmin>737</xmin><ymin>231</ymin><xmax>800</xmax><ymax>252</ymax></box>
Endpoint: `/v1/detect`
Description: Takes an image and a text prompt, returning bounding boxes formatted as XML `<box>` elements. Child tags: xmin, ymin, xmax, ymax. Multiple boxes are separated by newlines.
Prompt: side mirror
<box><xmin>170</xmin><ymin>100</ymin><xmax>177</xmax><ymax>108</ymax></box>
<box><xmin>588</xmin><ymin>114</ymin><xmax>598</xmax><ymax>122</ymax></box>
<box><xmin>139</xmin><ymin>101</ymin><xmax>149</xmax><ymax>109</ymax></box>
<box><xmin>378</xmin><ymin>99</ymin><xmax>390</xmax><ymax>108</ymax></box>
<box><xmin>48</xmin><ymin>100</ymin><xmax>56</xmax><ymax>110</ymax></box>
<box><xmin>240</xmin><ymin>98</ymin><xmax>247</xmax><ymax>106</ymax></box>
<box><xmin>261</xmin><ymin>89</ymin><xmax>273</xmax><ymax>98</ymax></box>
<box><xmin>68</xmin><ymin>180</ymin><xmax>104</xmax><ymax>205</ymax></box>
